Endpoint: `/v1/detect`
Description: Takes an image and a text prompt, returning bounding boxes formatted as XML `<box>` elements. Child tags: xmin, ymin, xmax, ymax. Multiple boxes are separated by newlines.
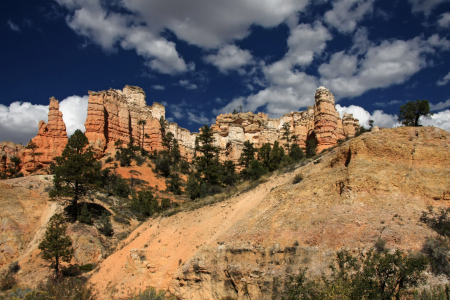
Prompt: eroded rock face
<box><xmin>210</xmin><ymin>86</ymin><xmax>359</xmax><ymax>164</ymax></box>
<box><xmin>0</xmin><ymin>141</ymin><xmax>25</xmax><ymax>173</ymax></box>
<box><xmin>22</xmin><ymin>98</ymin><xmax>67</xmax><ymax>172</ymax></box>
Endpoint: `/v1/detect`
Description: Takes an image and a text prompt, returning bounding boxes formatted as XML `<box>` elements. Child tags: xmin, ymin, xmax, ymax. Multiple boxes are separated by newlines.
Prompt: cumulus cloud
<box><xmin>438</xmin><ymin>12</ymin><xmax>450</xmax><ymax>28</ymax></box>
<box><xmin>421</xmin><ymin>110</ymin><xmax>450</xmax><ymax>131</ymax></box>
<box><xmin>408</xmin><ymin>0</ymin><xmax>447</xmax><ymax>16</ymax></box>
<box><xmin>336</xmin><ymin>104</ymin><xmax>399</xmax><ymax>128</ymax></box>
<box><xmin>437</xmin><ymin>71</ymin><xmax>450</xmax><ymax>86</ymax></box>
<box><xmin>324</xmin><ymin>0</ymin><xmax>375</xmax><ymax>33</ymax></box>
<box><xmin>7</xmin><ymin>20</ymin><xmax>20</xmax><ymax>32</ymax></box>
<box><xmin>204</xmin><ymin>45</ymin><xmax>253</xmax><ymax>74</ymax></box>
<box><xmin>151</xmin><ymin>85</ymin><xmax>165</xmax><ymax>90</ymax></box>
<box><xmin>319</xmin><ymin>36</ymin><xmax>437</xmax><ymax>99</ymax></box>
<box><xmin>55</xmin><ymin>0</ymin><xmax>311</xmax><ymax>74</ymax></box>
<box><xmin>285</xmin><ymin>22</ymin><xmax>332</xmax><ymax>67</ymax></box>
<box><xmin>0</xmin><ymin>96</ymin><xmax>88</xmax><ymax>145</ymax></box>
<box><xmin>0</xmin><ymin>102</ymin><xmax>48</xmax><ymax>144</ymax></box>
<box><xmin>430</xmin><ymin>99</ymin><xmax>450</xmax><ymax>111</ymax></box>
<box><xmin>59</xmin><ymin>95</ymin><xmax>89</xmax><ymax>136</ymax></box>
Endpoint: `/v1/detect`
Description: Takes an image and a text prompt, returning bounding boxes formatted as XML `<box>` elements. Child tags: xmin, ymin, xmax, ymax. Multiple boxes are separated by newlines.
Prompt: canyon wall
<box><xmin>15</xmin><ymin>85</ymin><xmax>359</xmax><ymax>172</ymax></box>
<box><xmin>0</xmin><ymin>141</ymin><xmax>25</xmax><ymax>174</ymax></box>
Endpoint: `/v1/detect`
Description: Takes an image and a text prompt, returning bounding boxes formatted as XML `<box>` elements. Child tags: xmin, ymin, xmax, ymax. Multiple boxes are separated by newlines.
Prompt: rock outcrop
<box><xmin>0</xmin><ymin>141</ymin><xmax>24</xmax><ymax>173</ymax></box>
<box><xmin>22</xmin><ymin>98</ymin><xmax>67</xmax><ymax>172</ymax></box>
<box><xmin>210</xmin><ymin>86</ymin><xmax>359</xmax><ymax>164</ymax></box>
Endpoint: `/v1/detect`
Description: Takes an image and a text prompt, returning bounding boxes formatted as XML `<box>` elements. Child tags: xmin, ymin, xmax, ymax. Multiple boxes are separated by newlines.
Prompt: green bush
<box><xmin>79</xmin><ymin>264</ymin><xmax>95</xmax><ymax>273</ymax></box>
<box><xmin>134</xmin><ymin>155</ymin><xmax>145</xmax><ymax>166</ymax></box>
<box><xmin>154</xmin><ymin>157</ymin><xmax>171</xmax><ymax>177</ymax></box>
<box><xmin>97</xmin><ymin>211</ymin><xmax>113</xmax><ymax>236</ymax></box>
<box><xmin>78</xmin><ymin>203</ymin><xmax>92</xmax><ymax>225</ymax></box>
<box><xmin>241</xmin><ymin>160</ymin><xmax>267</xmax><ymax>181</ymax></box>
<box><xmin>61</xmin><ymin>265</ymin><xmax>81</xmax><ymax>277</ymax></box>
<box><xmin>105</xmin><ymin>157</ymin><xmax>113</xmax><ymax>164</ymax></box>
<box><xmin>292</xmin><ymin>174</ymin><xmax>303</xmax><ymax>184</ymax></box>
<box><xmin>289</xmin><ymin>144</ymin><xmax>304</xmax><ymax>161</ymax></box>
<box><xmin>422</xmin><ymin>237</ymin><xmax>450</xmax><ymax>276</ymax></box>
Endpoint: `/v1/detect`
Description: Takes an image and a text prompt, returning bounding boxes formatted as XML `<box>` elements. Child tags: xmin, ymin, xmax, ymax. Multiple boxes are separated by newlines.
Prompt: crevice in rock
<box><xmin>344</xmin><ymin>148</ymin><xmax>352</xmax><ymax>167</ymax></box>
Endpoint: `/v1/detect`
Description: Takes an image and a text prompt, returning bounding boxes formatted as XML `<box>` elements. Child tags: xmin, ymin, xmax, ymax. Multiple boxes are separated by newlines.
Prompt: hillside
<box><xmin>84</xmin><ymin>126</ymin><xmax>450</xmax><ymax>299</ymax></box>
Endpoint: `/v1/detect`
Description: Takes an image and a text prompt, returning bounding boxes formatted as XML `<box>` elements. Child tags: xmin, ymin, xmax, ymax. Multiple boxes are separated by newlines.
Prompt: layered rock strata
<box><xmin>22</xmin><ymin>98</ymin><xmax>67</xmax><ymax>172</ymax></box>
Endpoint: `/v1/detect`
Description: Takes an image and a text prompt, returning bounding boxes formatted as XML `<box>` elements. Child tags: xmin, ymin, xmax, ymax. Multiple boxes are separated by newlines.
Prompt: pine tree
<box><xmin>196</xmin><ymin>125</ymin><xmax>220</xmax><ymax>186</ymax></box>
<box><xmin>258</xmin><ymin>143</ymin><xmax>272</xmax><ymax>169</ymax></box>
<box><xmin>186</xmin><ymin>173</ymin><xmax>201</xmax><ymax>200</ymax></box>
<box><xmin>49</xmin><ymin>130</ymin><xmax>101</xmax><ymax>220</ymax></box>
<box><xmin>306</xmin><ymin>139</ymin><xmax>317</xmax><ymax>158</ymax></box>
<box><xmin>38</xmin><ymin>214</ymin><xmax>73</xmax><ymax>278</ymax></box>
<box><xmin>239</xmin><ymin>140</ymin><xmax>256</xmax><ymax>168</ymax></box>
<box><xmin>289</xmin><ymin>143</ymin><xmax>305</xmax><ymax>161</ymax></box>
<box><xmin>138</xmin><ymin>119</ymin><xmax>146</xmax><ymax>149</ymax></box>
<box><xmin>221</xmin><ymin>160</ymin><xmax>238</xmax><ymax>186</ymax></box>
<box><xmin>167</xmin><ymin>173</ymin><xmax>182</xmax><ymax>195</ymax></box>
<box><xmin>25</xmin><ymin>141</ymin><xmax>40</xmax><ymax>171</ymax></box>
<box><xmin>269</xmin><ymin>141</ymin><xmax>284</xmax><ymax>171</ymax></box>
<box><xmin>78</xmin><ymin>203</ymin><xmax>92</xmax><ymax>225</ymax></box>
<box><xmin>398</xmin><ymin>99</ymin><xmax>433</xmax><ymax>126</ymax></box>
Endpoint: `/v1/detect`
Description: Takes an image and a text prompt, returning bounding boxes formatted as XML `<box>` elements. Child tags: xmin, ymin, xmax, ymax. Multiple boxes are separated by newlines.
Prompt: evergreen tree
<box><xmin>241</xmin><ymin>160</ymin><xmax>267</xmax><ymax>181</ymax></box>
<box><xmin>78</xmin><ymin>203</ymin><xmax>92</xmax><ymax>225</ymax></box>
<box><xmin>269</xmin><ymin>141</ymin><xmax>284</xmax><ymax>171</ymax></box>
<box><xmin>305</xmin><ymin>139</ymin><xmax>317</xmax><ymax>158</ymax></box>
<box><xmin>196</xmin><ymin>125</ymin><xmax>220</xmax><ymax>186</ymax></box>
<box><xmin>130</xmin><ymin>189</ymin><xmax>158</xmax><ymax>217</ymax></box>
<box><xmin>258</xmin><ymin>143</ymin><xmax>272</xmax><ymax>169</ymax></box>
<box><xmin>49</xmin><ymin>130</ymin><xmax>101</xmax><ymax>220</ymax></box>
<box><xmin>97</xmin><ymin>211</ymin><xmax>113</xmax><ymax>236</ymax></box>
<box><xmin>239</xmin><ymin>140</ymin><xmax>257</xmax><ymax>168</ymax></box>
<box><xmin>167</xmin><ymin>173</ymin><xmax>182</xmax><ymax>195</ymax></box>
<box><xmin>10</xmin><ymin>156</ymin><xmax>21</xmax><ymax>173</ymax></box>
<box><xmin>138</xmin><ymin>119</ymin><xmax>146</xmax><ymax>149</ymax></box>
<box><xmin>398</xmin><ymin>99</ymin><xmax>433</xmax><ymax>126</ymax></box>
<box><xmin>171</xmin><ymin>138</ymin><xmax>182</xmax><ymax>165</ymax></box>
<box><xmin>186</xmin><ymin>173</ymin><xmax>201</xmax><ymax>200</ymax></box>
<box><xmin>221</xmin><ymin>160</ymin><xmax>238</xmax><ymax>186</ymax></box>
<box><xmin>289</xmin><ymin>144</ymin><xmax>305</xmax><ymax>161</ymax></box>
<box><xmin>38</xmin><ymin>214</ymin><xmax>73</xmax><ymax>278</ymax></box>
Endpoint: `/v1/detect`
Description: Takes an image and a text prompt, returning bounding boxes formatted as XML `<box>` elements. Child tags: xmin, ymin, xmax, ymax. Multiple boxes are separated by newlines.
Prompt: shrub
<box><xmin>292</xmin><ymin>174</ymin><xmax>303</xmax><ymax>184</ymax></box>
<box><xmin>61</xmin><ymin>264</ymin><xmax>81</xmax><ymax>277</ymax></box>
<box><xmin>305</xmin><ymin>139</ymin><xmax>317</xmax><ymax>158</ymax></box>
<box><xmin>79</xmin><ymin>264</ymin><xmax>95</xmax><ymax>273</ymax></box>
<box><xmin>97</xmin><ymin>211</ymin><xmax>114</xmax><ymax>237</ymax></box>
<box><xmin>0</xmin><ymin>273</ymin><xmax>17</xmax><ymax>291</ymax></box>
<box><xmin>113</xmin><ymin>175</ymin><xmax>131</xmax><ymax>198</ymax></box>
<box><xmin>8</xmin><ymin>261</ymin><xmax>20</xmax><ymax>274</ymax></box>
<box><xmin>241</xmin><ymin>160</ymin><xmax>267</xmax><ymax>181</ymax></box>
<box><xmin>105</xmin><ymin>157</ymin><xmax>113</xmax><ymax>164</ymax></box>
<box><xmin>420</xmin><ymin>206</ymin><xmax>450</xmax><ymax>238</ymax></box>
<box><xmin>35</xmin><ymin>277</ymin><xmax>96</xmax><ymax>300</ymax></box>
<box><xmin>114</xmin><ymin>215</ymin><xmax>131</xmax><ymax>225</ymax></box>
<box><xmin>160</xmin><ymin>198</ymin><xmax>171</xmax><ymax>210</ymax></box>
<box><xmin>154</xmin><ymin>157</ymin><xmax>171</xmax><ymax>177</ymax></box>
<box><xmin>134</xmin><ymin>155</ymin><xmax>145</xmax><ymax>166</ymax></box>
<box><xmin>127</xmin><ymin>287</ymin><xmax>177</xmax><ymax>300</ymax></box>
<box><xmin>78</xmin><ymin>203</ymin><xmax>92</xmax><ymax>225</ymax></box>
<box><xmin>289</xmin><ymin>144</ymin><xmax>305</xmax><ymax>161</ymax></box>
<box><xmin>374</xmin><ymin>236</ymin><xmax>387</xmax><ymax>253</ymax></box>
<box><xmin>422</xmin><ymin>237</ymin><xmax>450</xmax><ymax>276</ymax></box>
<box><xmin>179</xmin><ymin>160</ymin><xmax>190</xmax><ymax>174</ymax></box>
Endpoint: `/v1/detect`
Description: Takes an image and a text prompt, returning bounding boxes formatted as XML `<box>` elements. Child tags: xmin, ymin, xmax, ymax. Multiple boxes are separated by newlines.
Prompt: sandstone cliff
<box><xmin>22</xmin><ymin>98</ymin><xmax>67</xmax><ymax>172</ymax></box>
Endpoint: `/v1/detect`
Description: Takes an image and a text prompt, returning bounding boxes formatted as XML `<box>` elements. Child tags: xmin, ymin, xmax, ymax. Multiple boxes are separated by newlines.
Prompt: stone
<box><xmin>22</xmin><ymin>97</ymin><xmax>67</xmax><ymax>172</ymax></box>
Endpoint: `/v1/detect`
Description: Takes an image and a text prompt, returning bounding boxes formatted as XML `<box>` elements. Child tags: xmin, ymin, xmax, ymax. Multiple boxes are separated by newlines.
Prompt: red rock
<box><xmin>22</xmin><ymin>97</ymin><xmax>67</xmax><ymax>172</ymax></box>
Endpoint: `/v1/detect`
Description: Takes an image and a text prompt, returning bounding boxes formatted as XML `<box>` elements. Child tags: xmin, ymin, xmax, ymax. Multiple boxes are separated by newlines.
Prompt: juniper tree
<box><xmin>49</xmin><ymin>130</ymin><xmax>101</xmax><ymax>220</ymax></box>
<box><xmin>38</xmin><ymin>213</ymin><xmax>73</xmax><ymax>278</ymax></box>
<box><xmin>398</xmin><ymin>99</ymin><xmax>433</xmax><ymax>126</ymax></box>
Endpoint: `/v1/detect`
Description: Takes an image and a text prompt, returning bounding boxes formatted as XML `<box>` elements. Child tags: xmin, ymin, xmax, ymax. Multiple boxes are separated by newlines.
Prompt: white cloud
<box><xmin>319</xmin><ymin>37</ymin><xmax>434</xmax><ymax>99</ymax></box>
<box><xmin>408</xmin><ymin>0</ymin><xmax>447</xmax><ymax>16</ymax></box>
<box><xmin>324</xmin><ymin>0</ymin><xmax>375</xmax><ymax>33</ymax></box>
<box><xmin>168</xmin><ymin>104</ymin><xmax>184</xmax><ymax>119</ymax></box>
<box><xmin>437</xmin><ymin>71</ymin><xmax>450</xmax><ymax>86</ymax></box>
<box><xmin>204</xmin><ymin>45</ymin><xmax>253</xmax><ymax>74</ymax></box>
<box><xmin>430</xmin><ymin>99</ymin><xmax>450</xmax><ymax>111</ymax></box>
<box><xmin>121</xmin><ymin>0</ymin><xmax>309</xmax><ymax>49</ymax></box>
<box><xmin>336</xmin><ymin>104</ymin><xmax>399</xmax><ymax>128</ymax></box>
<box><xmin>178</xmin><ymin>80</ymin><xmax>197</xmax><ymax>90</ymax></box>
<box><xmin>0</xmin><ymin>102</ymin><xmax>48</xmax><ymax>144</ymax></box>
<box><xmin>421</xmin><ymin>110</ymin><xmax>450</xmax><ymax>131</ymax></box>
<box><xmin>59</xmin><ymin>95</ymin><xmax>89</xmax><ymax>136</ymax></box>
<box><xmin>285</xmin><ymin>22</ymin><xmax>332</xmax><ymax>66</ymax></box>
<box><xmin>7</xmin><ymin>20</ymin><xmax>20</xmax><ymax>32</ymax></box>
<box><xmin>438</xmin><ymin>12</ymin><xmax>450</xmax><ymax>28</ymax></box>
<box><xmin>187</xmin><ymin>112</ymin><xmax>213</xmax><ymax>125</ymax></box>
<box><xmin>0</xmin><ymin>95</ymin><xmax>88</xmax><ymax>145</ymax></box>
<box><xmin>151</xmin><ymin>85</ymin><xmax>165</xmax><ymax>90</ymax></box>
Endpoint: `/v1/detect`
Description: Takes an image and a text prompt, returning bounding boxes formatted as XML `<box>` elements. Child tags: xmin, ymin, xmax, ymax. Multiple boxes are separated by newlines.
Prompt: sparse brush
<box><xmin>292</xmin><ymin>174</ymin><xmax>303</xmax><ymax>184</ymax></box>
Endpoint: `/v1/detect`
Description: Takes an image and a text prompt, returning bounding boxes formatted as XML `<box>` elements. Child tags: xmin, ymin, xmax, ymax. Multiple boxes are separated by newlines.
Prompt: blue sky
<box><xmin>1</xmin><ymin>0</ymin><xmax>450</xmax><ymax>144</ymax></box>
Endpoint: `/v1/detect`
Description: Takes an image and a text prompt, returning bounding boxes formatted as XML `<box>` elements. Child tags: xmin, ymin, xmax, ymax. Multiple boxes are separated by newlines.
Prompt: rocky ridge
<box><xmin>14</xmin><ymin>85</ymin><xmax>359</xmax><ymax>172</ymax></box>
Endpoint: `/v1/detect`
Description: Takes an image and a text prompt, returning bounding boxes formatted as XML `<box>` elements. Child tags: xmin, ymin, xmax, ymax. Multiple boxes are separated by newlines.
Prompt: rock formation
<box><xmin>22</xmin><ymin>97</ymin><xmax>67</xmax><ymax>172</ymax></box>
<box><xmin>210</xmin><ymin>86</ymin><xmax>359</xmax><ymax>164</ymax></box>
<box><xmin>17</xmin><ymin>85</ymin><xmax>359</xmax><ymax>173</ymax></box>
